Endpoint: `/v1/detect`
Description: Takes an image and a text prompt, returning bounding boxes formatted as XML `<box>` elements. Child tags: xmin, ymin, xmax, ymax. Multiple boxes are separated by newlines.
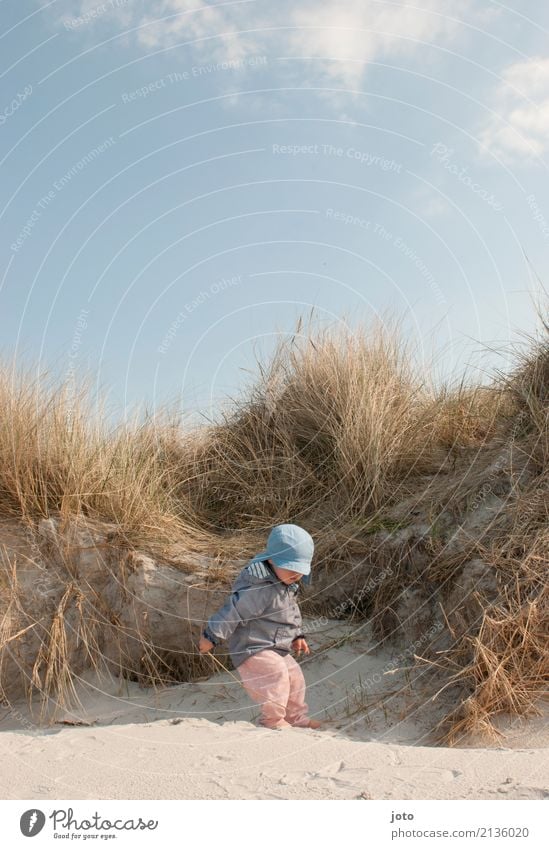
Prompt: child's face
<box><xmin>269</xmin><ymin>561</ymin><xmax>303</xmax><ymax>585</ymax></box>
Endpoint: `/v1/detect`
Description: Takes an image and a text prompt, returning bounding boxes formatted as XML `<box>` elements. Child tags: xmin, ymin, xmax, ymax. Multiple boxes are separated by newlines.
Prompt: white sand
<box><xmin>1</xmin><ymin>621</ymin><xmax>547</xmax><ymax>800</ymax></box>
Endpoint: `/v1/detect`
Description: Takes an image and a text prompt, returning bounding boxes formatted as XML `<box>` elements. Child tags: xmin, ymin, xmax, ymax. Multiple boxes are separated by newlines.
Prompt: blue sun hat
<box><xmin>256</xmin><ymin>523</ymin><xmax>314</xmax><ymax>585</ymax></box>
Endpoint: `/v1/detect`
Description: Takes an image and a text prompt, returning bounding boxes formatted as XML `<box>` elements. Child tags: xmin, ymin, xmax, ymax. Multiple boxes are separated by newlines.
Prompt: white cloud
<box><xmin>136</xmin><ymin>0</ymin><xmax>253</xmax><ymax>59</ymax></box>
<box><xmin>289</xmin><ymin>0</ymin><xmax>466</xmax><ymax>88</ymax></box>
<box><xmin>479</xmin><ymin>57</ymin><xmax>549</xmax><ymax>163</ymax></box>
<box><xmin>57</xmin><ymin>0</ymin><xmax>471</xmax><ymax>89</ymax></box>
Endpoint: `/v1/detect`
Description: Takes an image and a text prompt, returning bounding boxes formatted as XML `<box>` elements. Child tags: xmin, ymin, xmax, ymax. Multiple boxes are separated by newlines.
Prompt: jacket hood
<box><xmin>248</xmin><ymin>552</ymin><xmax>310</xmax><ymax>588</ymax></box>
<box><xmin>239</xmin><ymin>558</ymin><xmax>278</xmax><ymax>585</ymax></box>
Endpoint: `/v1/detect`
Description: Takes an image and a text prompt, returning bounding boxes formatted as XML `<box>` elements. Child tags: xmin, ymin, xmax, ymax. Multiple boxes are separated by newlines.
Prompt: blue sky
<box><xmin>1</xmin><ymin>1</ymin><xmax>548</xmax><ymax>427</ymax></box>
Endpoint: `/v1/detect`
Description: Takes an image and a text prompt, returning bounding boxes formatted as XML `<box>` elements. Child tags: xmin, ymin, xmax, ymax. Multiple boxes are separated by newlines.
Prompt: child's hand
<box><xmin>292</xmin><ymin>637</ymin><xmax>310</xmax><ymax>656</ymax></box>
<box><xmin>198</xmin><ymin>636</ymin><xmax>215</xmax><ymax>653</ymax></box>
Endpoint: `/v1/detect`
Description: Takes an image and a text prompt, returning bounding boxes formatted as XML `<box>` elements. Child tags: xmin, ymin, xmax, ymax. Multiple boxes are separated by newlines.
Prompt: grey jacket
<box><xmin>204</xmin><ymin>558</ymin><xmax>303</xmax><ymax>667</ymax></box>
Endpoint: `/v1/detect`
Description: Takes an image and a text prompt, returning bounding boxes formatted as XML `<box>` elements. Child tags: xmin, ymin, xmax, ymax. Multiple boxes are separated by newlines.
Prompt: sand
<box><xmin>1</xmin><ymin>621</ymin><xmax>547</xmax><ymax>800</ymax></box>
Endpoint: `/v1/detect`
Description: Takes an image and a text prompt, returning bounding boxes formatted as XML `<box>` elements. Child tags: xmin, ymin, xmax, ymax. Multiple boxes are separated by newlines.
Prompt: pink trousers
<box><xmin>237</xmin><ymin>649</ymin><xmax>311</xmax><ymax>728</ymax></box>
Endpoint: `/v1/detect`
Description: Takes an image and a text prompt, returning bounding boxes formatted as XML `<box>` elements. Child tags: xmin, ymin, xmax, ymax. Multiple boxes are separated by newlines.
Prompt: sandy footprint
<box><xmin>268</xmin><ymin>760</ymin><xmax>371</xmax><ymax>791</ymax></box>
<box><xmin>493</xmin><ymin>783</ymin><xmax>549</xmax><ymax>799</ymax></box>
<box><xmin>392</xmin><ymin>766</ymin><xmax>462</xmax><ymax>783</ymax></box>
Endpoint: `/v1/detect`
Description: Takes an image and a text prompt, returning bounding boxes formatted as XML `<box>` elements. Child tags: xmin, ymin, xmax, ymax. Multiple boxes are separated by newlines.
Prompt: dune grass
<box><xmin>0</xmin><ymin>313</ymin><xmax>547</xmax><ymax>739</ymax></box>
<box><xmin>0</xmin><ymin>362</ymin><xmax>211</xmax><ymax>548</ymax></box>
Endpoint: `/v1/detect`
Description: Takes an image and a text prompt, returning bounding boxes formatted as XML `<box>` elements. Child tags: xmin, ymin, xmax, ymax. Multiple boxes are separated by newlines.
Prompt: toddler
<box><xmin>198</xmin><ymin>523</ymin><xmax>321</xmax><ymax>730</ymax></box>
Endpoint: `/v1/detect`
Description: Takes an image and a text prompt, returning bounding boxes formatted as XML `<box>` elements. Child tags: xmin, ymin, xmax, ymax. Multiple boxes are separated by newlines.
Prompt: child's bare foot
<box><xmin>291</xmin><ymin>718</ymin><xmax>323</xmax><ymax>729</ymax></box>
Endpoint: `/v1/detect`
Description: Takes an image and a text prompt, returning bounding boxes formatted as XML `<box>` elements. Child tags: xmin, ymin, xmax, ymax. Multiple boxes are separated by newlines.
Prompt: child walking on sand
<box><xmin>198</xmin><ymin>523</ymin><xmax>322</xmax><ymax>730</ymax></box>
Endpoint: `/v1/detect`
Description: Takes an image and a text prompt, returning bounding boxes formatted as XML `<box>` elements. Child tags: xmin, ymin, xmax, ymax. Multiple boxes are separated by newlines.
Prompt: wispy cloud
<box><xmin>56</xmin><ymin>0</ymin><xmax>471</xmax><ymax>89</ymax></box>
<box><xmin>479</xmin><ymin>57</ymin><xmax>549</xmax><ymax>163</ymax></box>
<box><xmin>288</xmin><ymin>0</ymin><xmax>467</xmax><ymax>88</ymax></box>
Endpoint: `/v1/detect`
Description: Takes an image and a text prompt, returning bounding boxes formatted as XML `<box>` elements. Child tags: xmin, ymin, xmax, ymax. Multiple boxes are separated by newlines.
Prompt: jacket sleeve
<box><xmin>292</xmin><ymin>596</ymin><xmax>303</xmax><ymax>638</ymax></box>
<box><xmin>205</xmin><ymin>583</ymin><xmax>272</xmax><ymax>643</ymax></box>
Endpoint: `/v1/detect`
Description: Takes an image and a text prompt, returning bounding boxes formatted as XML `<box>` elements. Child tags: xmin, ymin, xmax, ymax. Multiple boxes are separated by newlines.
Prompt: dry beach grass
<box><xmin>0</xmin><ymin>312</ymin><xmax>547</xmax><ymax>743</ymax></box>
